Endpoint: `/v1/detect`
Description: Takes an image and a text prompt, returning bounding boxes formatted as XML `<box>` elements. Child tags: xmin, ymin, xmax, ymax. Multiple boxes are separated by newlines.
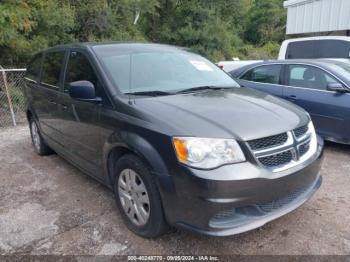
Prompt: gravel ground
<box><xmin>0</xmin><ymin>125</ymin><xmax>349</xmax><ymax>256</ymax></box>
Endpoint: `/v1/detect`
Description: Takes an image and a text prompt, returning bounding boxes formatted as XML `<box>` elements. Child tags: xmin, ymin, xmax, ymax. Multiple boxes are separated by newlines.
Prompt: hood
<box><xmin>134</xmin><ymin>88</ymin><xmax>309</xmax><ymax>141</ymax></box>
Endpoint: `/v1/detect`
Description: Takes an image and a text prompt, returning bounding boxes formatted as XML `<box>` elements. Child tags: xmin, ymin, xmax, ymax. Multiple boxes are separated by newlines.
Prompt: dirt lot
<box><xmin>0</xmin><ymin>125</ymin><xmax>349</xmax><ymax>256</ymax></box>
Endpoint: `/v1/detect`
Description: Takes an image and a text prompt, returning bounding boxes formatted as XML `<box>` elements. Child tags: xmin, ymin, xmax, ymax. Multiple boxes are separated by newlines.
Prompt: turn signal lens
<box><xmin>173</xmin><ymin>138</ymin><xmax>188</xmax><ymax>161</ymax></box>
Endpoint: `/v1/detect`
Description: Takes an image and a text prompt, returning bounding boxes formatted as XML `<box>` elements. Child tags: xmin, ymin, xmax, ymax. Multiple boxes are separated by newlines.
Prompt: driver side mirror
<box><xmin>68</xmin><ymin>81</ymin><xmax>102</xmax><ymax>103</ymax></box>
<box><xmin>327</xmin><ymin>83</ymin><xmax>348</xmax><ymax>93</ymax></box>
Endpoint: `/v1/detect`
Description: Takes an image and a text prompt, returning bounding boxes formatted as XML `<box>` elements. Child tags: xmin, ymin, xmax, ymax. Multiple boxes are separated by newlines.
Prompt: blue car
<box><xmin>229</xmin><ymin>59</ymin><xmax>350</xmax><ymax>144</ymax></box>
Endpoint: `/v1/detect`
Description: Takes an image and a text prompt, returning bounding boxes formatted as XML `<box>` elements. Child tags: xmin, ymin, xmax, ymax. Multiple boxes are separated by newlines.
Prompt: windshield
<box><xmin>93</xmin><ymin>46</ymin><xmax>239</xmax><ymax>94</ymax></box>
<box><xmin>326</xmin><ymin>61</ymin><xmax>350</xmax><ymax>83</ymax></box>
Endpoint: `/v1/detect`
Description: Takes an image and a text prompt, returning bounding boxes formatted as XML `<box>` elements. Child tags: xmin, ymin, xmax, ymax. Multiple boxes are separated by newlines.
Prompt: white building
<box><xmin>284</xmin><ymin>0</ymin><xmax>350</xmax><ymax>36</ymax></box>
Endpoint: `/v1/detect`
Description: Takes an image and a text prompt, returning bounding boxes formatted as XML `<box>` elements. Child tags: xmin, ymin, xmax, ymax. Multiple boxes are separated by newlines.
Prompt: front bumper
<box><xmin>161</xmin><ymin>137</ymin><xmax>324</xmax><ymax>236</ymax></box>
<box><xmin>178</xmin><ymin>175</ymin><xmax>321</xmax><ymax>236</ymax></box>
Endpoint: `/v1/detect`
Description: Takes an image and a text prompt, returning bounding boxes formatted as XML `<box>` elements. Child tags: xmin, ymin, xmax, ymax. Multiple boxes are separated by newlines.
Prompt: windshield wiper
<box><xmin>125</xmin><ymin>90</ymin><xmax>173</xmax><ymax>97</ymax></box>
<box><xmin>175</xmin><ymin>85</ymin><xmax>232</xmax><ymax>94</ymax></box>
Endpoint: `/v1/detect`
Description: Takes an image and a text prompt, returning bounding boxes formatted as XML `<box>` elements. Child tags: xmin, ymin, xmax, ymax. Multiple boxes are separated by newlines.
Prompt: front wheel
<box><xmin>113</xmin><ymin>154</ymin><xmax>168</xmax><ymax>238</ymax></box>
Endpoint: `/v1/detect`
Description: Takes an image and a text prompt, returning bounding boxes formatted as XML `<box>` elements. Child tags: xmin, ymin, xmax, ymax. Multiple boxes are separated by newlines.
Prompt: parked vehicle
<box><xmin>229</xmin><ymin>59</ymin><xmax>350</xmax><ymax>144</ymax></box>
<box><xmin>218</xmin><ymin>36</ymin><xmax>350</xmax><ymax>72</ymax></box>
<box><xmin>217</xmin><ymin>60</ymin><xmax>262</xmax><ymax>73</ymax></box>
<box><xmin>279</xmin><ymin>36</ymin><xmax>350</xmax><ymax>60</ymax></box>
<box><xmin>24</xmin><ymin>43</ymin><xmax>323</xmax><ymax>237</ymax></box>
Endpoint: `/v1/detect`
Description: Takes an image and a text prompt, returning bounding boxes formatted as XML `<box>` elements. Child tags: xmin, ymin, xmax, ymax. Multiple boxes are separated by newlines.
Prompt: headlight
<box><xmin>172</xmin><ymin>137</ymin><xmax>246</xmax><ymax>169</ymax></box>
<box><xmin>308</xmin><ymin>120</ymin><xmax>318</xmax><ymax>153</ymax></box>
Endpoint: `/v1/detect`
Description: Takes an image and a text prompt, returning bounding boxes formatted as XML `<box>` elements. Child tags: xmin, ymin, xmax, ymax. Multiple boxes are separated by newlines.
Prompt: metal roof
<box><xmin>284</xmin><ymin>0</ymin><xmax>350</xmax><ymax>35</ymax></box>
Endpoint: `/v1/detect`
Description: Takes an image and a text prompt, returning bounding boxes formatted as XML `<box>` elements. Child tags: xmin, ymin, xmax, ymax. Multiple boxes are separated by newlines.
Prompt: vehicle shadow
<box><xmin>324</xmin><ymin>140</ymin><xmax>350</xmax><ymax>154</ymax></box>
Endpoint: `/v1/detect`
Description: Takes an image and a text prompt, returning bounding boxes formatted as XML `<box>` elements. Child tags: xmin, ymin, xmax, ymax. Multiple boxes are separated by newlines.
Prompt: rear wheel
<box><xmin>29</xmin><ymin>118</ymin><xmax>52</xmax><ymax>155</ymax></box>
<box><xmin>113</xmin><ymin>154</ymin><xmax>168</xmax><ymax>238</ymax></box>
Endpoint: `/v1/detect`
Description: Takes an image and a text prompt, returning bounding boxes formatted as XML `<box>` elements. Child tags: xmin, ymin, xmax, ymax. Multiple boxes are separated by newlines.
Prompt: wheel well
<box><xmin>107</xmin><ymin>147</ymin><xmax>139</xmax><ymax>187</ymax></box>
<box><xmin>107</xmin><ymin>146</ymin><xmax>157</xmax><ymax>188</ymax></box>
<box><xmin>26</xmin><ymin>110</ymin><xmax>33</xmax><ymax>121</ymax></box>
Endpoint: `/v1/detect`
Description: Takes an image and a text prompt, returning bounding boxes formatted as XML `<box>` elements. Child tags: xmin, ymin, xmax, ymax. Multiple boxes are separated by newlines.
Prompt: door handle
<box><xmin>49</xmin><ymin>100</ymin><xmax>57</xmax><ymax>105</ymax></box>
<box><xmin>61</xmin><ymin>104</ymin><xmax>68</xmax><ymax>110</ymax></box>
<box><xmin>289</xmin><ymin>95</ymin><xmax>297</xmax><ymax>101</ymax></box>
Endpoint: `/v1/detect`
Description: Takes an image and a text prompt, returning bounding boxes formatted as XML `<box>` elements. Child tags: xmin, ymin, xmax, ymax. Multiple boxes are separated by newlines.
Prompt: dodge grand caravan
<box><xmin>24</xmin><ymin>43</ymin><xmax>323</xmax><ymax>237</ymax></box>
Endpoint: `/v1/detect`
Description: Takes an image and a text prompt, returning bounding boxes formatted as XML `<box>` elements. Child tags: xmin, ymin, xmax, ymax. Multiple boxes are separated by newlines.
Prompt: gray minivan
<box><xmin>25</xmin><ymin>42</ymin><xmax>324</xmax><ymax>237</ymax></box>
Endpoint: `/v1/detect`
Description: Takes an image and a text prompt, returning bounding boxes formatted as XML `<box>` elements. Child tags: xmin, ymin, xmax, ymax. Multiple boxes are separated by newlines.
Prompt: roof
<box><xmin>284</xmin><ymin>0</ymin><xmax>350</xmax><ymax>35</ymax></box>
<box><xmin>284</xmin><ymin>0</ymin><xmax>317</xmax><ymax>8</ymax></box>
<box><xmin>44</xmin><ymin>42</ymin><xmax>186</xmax><ymax>53</ymax></box>
<box><xmin>281</xmin><ymin>36</ymin><xmax>350</xmax><ymax>44</ymax></box>
<box><xmin>231</xmin><ymin>59</ymin><xmax>350</xmax><ymax>70</ymax></box>
<box><xmin>246</xmin><ymin>59</ymin><xmax>346</xmax><ymax>66</ymax></box>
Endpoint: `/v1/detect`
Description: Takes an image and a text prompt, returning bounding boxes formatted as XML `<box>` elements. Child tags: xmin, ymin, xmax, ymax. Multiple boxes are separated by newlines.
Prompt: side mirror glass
<box><xmin>68</xmin><ymin>80</ymin><xmax>102</xmax><ymax>102</ymax></box>
<box><xmin>327</xmin><ymin>83</ymin><xmax>348</xmax><ymax>93</ymax></box>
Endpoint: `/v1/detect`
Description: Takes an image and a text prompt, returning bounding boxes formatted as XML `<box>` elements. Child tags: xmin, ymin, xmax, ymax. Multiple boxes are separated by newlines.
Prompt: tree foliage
<box><xmin>244</xmin><ymin>0</ymin><xmax>286</xmax><ymax>45</ymax></box>
<box><xmin>0</xmin><ymin>0</ymin><xmax>286</xmax><ymax>66</ymax></box>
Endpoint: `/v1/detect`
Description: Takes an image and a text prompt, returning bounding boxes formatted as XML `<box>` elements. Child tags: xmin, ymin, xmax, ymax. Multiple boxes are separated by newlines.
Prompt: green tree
<box><xmin>142</xmin><ymin>0</ymin><xmax>243</xmax><ymax>60</ymax></box>
<box><xmin>0</xmin><ymin>0</ymin><xmax>75</xmax><ymax>65</ymax></box>
<box><xmin>0</xmin><ymin>0</ymin><xmax>288</xmax><ymax>65</ymax></box>
<box><xmin>0</xmin><ymin>0</ymin><xmax>32</xmax><ymax>65</ymax></box>
<box><xmin>69</xmin><ymin>0</ymin><xmax>159</xmax><ymax>42</ymax></box>
<box><xmin>28</xmin><ymin>0</ymin><xmax>75</xmax><ymax>51</ymax></box>
<box><xmin>244</xmin><ymin>0</ymin><xmax>286</xmax><ymax>46</ymax></box>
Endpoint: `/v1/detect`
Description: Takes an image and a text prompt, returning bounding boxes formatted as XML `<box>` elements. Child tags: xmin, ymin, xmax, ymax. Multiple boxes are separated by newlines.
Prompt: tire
<box><xmin>113</xmin><ymin>154</ymin><xmax>168</xmax><ymax>238</ymax></box>
<box><xmin>29</xmin><ymin>118</ymin><xmax>52</xmax><ymax>156</ymax></box>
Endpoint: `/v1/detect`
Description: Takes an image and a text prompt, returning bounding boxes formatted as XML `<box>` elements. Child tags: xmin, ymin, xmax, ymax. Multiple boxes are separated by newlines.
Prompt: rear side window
<box><xmin>41</xmin><ymin>51</ymin><xmax>65</xmax><ymax>89</ymax></box>
<box><xmin>287</xmin><ymin>65</ymin><xmax>339</xmax><ymax>90</ymax></box>
<box><xmin>241</xmin><ymin>65</ymin><xmax>282</xmax><ymax>84</ymax></box>
<box><xmin>26</xmin><ymin>54</ymin><xmax>42</xmax><ymax>82</ymax></box>
<box><xmin>286</xmin><ymin>40</ymin><xmax>350</xmax><ymax>59</ymax></box>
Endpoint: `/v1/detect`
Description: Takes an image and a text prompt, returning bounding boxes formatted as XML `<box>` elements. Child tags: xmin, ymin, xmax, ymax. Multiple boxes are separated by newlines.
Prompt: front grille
<box><xmin>212</xmin><ymin>209</ymin><xmax>236</xmax><ymax>220</ymax></box>
<box><xmin>259</xmin><ymin>150</ymin><xmax>293</xmax><ymax>168</ymax></box>
<box><xmin>299</xmin><ymin>142</ymin><xmax>310</xmax><ymax>157</ymax></box>
<box><xmin>247</xmin><ymin>122</ymin><xmax>313</xmax><ymax>172</ymax></box>
<box><xmin>210</xmin><ymin>183</ymin><xmax>312</xmax><ymax>226</ymax></box>
<box><xmin>248</xmin><ymin>133</ymin><xmax>288</xmax><ymax>150</ymax></box>
<box><xmin>257</xmin><ymin>185</ymin><xmax>309</xmax><ymax>213</ymax></box>
<box><xmin>294</xmin><ymin>125</ymin><xmax>308</xmax><ymax>138</ymax></box>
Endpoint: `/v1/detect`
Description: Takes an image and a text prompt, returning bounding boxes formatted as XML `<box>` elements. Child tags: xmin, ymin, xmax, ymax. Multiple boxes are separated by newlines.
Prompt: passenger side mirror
<box><xmin>327</xmin><ymin>83</ymin><xmax>348</xmax><ymax>93</ymax></box>
<box><xmin>68</xmin><ymin>81</ymin><xmax>102</xmax><ymax>102</ymax></box>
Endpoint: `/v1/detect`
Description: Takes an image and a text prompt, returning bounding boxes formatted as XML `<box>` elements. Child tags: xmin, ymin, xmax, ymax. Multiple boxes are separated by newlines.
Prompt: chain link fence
<box><xmin>0</xmin><ymin>68</ymin><xmax>27</xmax><ymax>128</ymax></box>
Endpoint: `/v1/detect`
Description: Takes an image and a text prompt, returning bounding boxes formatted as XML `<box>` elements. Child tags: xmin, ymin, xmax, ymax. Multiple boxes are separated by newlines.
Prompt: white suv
<box><xmin>278</xmin><ymin>36</ymin><xmax>350</xmax><ymax>60</ymax></box>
